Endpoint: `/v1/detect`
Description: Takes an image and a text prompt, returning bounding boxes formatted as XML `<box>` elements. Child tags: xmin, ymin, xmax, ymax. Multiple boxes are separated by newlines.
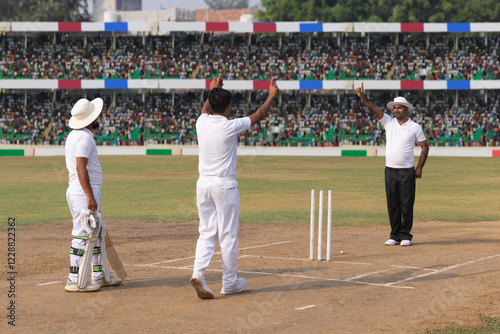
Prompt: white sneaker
<box><xmin>220</xmin><ymin>278</ymin><xmax>247</xmax><ymax>295</ymax></box>
<box><xmin>64</xmin><ymin>279</ymin><xmax>101</xmax><ymax>292</ymax></box>
<box><xmin>385</xmin><ymin>239</ymin><xmax>400</xmax><ymax>246</ymax></box>
<box><xmin>400</xmin><ymin>240</ymin><xmax>412</xmax><ymax>246</ymax></box>
<box><xmin>92</xmin><ymin>275</ymin><xmax>123</xmax><ymax>287</ymax></box>
<box><xmin>190</xmin><ymin>275</ymin><xmax>215</xmax><ymax>299</ymax></box>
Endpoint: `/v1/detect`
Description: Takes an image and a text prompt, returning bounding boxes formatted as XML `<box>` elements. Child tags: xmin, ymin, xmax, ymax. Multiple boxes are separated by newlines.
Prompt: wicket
<box><xmin>310</xmin><ymin>189</ymin><xmax>333</xmax><ymax>261</ymax></box>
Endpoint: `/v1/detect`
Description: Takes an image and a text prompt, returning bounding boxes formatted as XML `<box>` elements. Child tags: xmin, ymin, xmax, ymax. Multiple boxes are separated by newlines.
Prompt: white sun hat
<box><xmin>68</xmin><ymin>98</ymin><xmax>104</xmax><ymax>129</ymax></box>
<box><xmin>387</xmin><ymin>96</ymin><xmax>414</xmax><ymax>111</ymax></box>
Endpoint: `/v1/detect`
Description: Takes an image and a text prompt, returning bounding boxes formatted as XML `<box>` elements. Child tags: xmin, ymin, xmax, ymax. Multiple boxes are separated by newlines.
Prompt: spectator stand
<box><xmin>1</xmin><ymin>21</ymin><xmax>499</xmax><ymax>147</ymax></box>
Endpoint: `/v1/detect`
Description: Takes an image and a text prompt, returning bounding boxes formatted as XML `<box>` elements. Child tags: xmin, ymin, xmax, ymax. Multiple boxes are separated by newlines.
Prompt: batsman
<box><xmin>64</xmin><ymin>97</ymin><xmax>123</xmax><ymax>292</ymax></box>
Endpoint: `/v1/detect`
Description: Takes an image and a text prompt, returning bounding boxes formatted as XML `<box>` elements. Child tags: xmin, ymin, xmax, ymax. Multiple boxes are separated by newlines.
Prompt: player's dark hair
<box><xmin>209</xmin><ymin>88</ymin><xmax>232</xmax><ymax>114</ymax></box>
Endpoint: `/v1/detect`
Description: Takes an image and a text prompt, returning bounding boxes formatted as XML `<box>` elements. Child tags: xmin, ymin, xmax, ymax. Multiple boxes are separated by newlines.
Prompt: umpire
<box><xmin>356</xmin><ymin>83</ymin><xmax>429</xmax><ymax>246</ymax></box>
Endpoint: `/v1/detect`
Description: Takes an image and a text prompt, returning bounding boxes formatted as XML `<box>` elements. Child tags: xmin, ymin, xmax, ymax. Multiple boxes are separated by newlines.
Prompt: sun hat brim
<box><xmin>69</xmin><ymin>98</ymin><xmax>104</xmax><ymax>129</ymax></box>
<box><xmin>387</xmin><ymin>101</ymin><xmax>414</xmax><ymax>111</ymax></box>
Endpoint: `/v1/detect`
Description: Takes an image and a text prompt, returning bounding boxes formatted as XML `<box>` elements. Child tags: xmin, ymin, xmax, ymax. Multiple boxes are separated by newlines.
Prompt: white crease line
<box><xmin>208</xmin><ymin>268</ymin><xmax>416</xmax><ymax>289</ymax></box>
<box><xmin>243</xmin><ymin>255</ymin><xmax>372</xmax><ymax>266</ymax></box>
<box><xmin>244</xmin><ymin>255</ymin><xmax>312</xmax><ymax>261</ymax></box>
<box><xmin>385</xmin><ymin>253</ymin><xmax>500</xmax><ymax>286</ymax></box>
<box><xmin>140</xmin><ymin>255</ymin><xmax>248</xmax><ymax>269</ymax></box>
<box><xmin>143</xmin><ymin>255</ymin><xmax>196</xmax><ymax>266</ymax></box>
<box><xmin>295</xmin><ymin>305</ymin><xmax>316</xmax><ymax>310</ymax></box>
<box><xmin>180</xmin><ymin>256</ymin><xmax>246</xmax><ymax>268</ymax></box>
<box><xmin>346</xmin><ymin>269</ymin><xmax>394</xmax><ymax>280</ymax></box>
<box><xmin>239</xmin><ymin>241</ymin><xmax>292</xmax><ymax>251</ymax></box>
<box><xmin>390</xmin><ymin>265</ymin><xmax>439</xmax><ymax>272</ymax></box>
<box><xmin>141</xmin><ymin>241</ymin><xmax>292</xmax><ymax>266</ymax></box>
<box><xmin>38</xmin><ymin>281</ymin><xmax>62</xmax><ymax>286</ymax></box>
<box><xmin>144</xmin><ymin>264</ymin><xmax>414</xmax><ymax>289</ymax></box>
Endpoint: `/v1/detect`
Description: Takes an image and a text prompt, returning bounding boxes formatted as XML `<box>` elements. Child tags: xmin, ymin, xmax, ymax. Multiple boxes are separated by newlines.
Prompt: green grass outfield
<box><xmin>424</xmin><ymin>316</ymin><xmax>500</xmax><ymax>334</ymax></box>
<box><xmin>1</xmin><ymin>155</ymin><xmax>499</xmax><ymax>227</ymax></box>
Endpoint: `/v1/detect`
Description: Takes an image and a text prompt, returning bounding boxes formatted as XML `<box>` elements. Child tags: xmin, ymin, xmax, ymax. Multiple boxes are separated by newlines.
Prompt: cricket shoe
<box><xmin>400</xmin><ymin>240</ymin><xmax>412</xmax><ymax>246</ymax></box>
<box><xmin>92</xmin><ymin>275</ymin><xmax>123</xmax><ymax>287</ymax></box>
<box><xmin>385</xmin><ymin>239</ymin><xmax>400</xmax><ymax>246</ymax></box>
<box><xmin>190</xmin><ymin>275</ymin><xmax>215</xmax><ymax>299</ymax></box>
<box><xmin>220</xmin><ymin>278</ymin><xmax>247</xmax><ymax>295</ymax></box>
<box><xmin>64</xmin><ymin>279</ymin><xmax>101</xmax><ymax>292</ymax></box>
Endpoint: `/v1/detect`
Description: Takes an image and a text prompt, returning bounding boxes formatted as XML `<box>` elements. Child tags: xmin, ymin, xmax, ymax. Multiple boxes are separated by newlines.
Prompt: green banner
<box><xmin>146</xmin><ymin>149</ymin><xmax>172</xmax><ymax>156</ymax></box>
<box><xmin>0</xmin><ymin>149</ymin><xmax>24</xmax><ymax>157</ymax></box>
<box><xmin>341</xmin><ymin>150</ymin><xmax>367</xmax><ymax>157</ymax></box>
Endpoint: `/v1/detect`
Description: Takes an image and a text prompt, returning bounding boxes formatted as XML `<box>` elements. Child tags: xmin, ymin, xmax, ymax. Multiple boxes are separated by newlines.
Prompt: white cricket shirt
<box><xmin>65</xmin><ymin>128</ymin><xmax>103</xmax><ymax>189</ymax></box>
<box><xmin>379</xmin><ymin>114</ymin><xmax>426</xmax><ymax>168</ymax></box>
<box><xmin>196</xmin><ymin>114</ymin><xmax>251</xmax><ymax>177</ymax></box>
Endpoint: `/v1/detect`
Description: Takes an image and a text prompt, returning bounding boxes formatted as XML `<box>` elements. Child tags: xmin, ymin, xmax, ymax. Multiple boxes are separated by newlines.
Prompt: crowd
<box><xmin>1</xmin><ymin>32</ymin><xmax>499</xmax><ymax>81</ymax></box>
<box><xmin>0</xmin><ymin>33</ymin><xmax>200</xmax><ymax>80</ymax></box>
<box><xmin>1</xmin><ymin>90</ymin><xmax>499</xmax><ymax>147</ymax></box>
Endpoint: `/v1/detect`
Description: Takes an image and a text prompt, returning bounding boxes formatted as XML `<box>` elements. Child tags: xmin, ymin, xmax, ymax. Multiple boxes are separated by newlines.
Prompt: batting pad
<box><xmin>77</xmin><ymin>210</ymin><xmax>101</xmax><ymax>289</ymax></box>
<box><xmin>97</xmin><ymin>213</ymin><xmax>111</xmax><ymax>283</ymax></box>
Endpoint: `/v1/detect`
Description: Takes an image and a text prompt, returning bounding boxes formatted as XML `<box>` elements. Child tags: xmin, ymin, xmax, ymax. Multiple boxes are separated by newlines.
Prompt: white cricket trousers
<box><xmin>193</xmin><ymin>176</ymin><xmax>240</xmax><ymax>289</ymax></box>
<box><xmin>66</xmin><ymin>186</ymin><xmax>103</xmax><ymax>282</ymax></box>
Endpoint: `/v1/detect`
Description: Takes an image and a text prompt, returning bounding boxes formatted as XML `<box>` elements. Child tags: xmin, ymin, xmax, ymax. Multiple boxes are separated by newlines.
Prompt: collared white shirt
<box><xmin>196</xmin><ymin>114</ymin><xmax>251</xmax><ymax>177</ymax></box>
<box><xmin>379</xmin><ymin>113</ymin><xmax>426</xmax><ymax>168</ymax></box>
<box><xmin>65</xmin><ymin>128</ymin><xmax>102</xmax><ymax>189</ymax></box>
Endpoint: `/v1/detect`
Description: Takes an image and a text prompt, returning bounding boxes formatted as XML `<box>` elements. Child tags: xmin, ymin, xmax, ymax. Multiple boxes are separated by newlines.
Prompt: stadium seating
<box><xmin>1</xmin><ymin>31</ymin><xmax>499</xmax><ymax>146</ymax></box>
<box><xmin>1</xmin><ymin>90</ymin><xmax>499</xmax><ymax>147</ymax></box>
<box><xmin>1</xmin><ymin>33</ymin><xmax>498</xmax><ymax>81</ymax></box>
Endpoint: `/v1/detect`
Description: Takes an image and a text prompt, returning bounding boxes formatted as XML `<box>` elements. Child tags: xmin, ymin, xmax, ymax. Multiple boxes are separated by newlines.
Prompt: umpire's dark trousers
<box><xmin>385</xmin><ymin>167</ymin><xmax>415</xmax><ymax>241</ymax></box>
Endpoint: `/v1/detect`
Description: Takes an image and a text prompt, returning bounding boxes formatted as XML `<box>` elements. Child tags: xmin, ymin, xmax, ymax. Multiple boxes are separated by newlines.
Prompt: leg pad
<box><xmin>70</xmin><ymin>247</ymin><xmax>84</xmax><ymax>256</ymax></box>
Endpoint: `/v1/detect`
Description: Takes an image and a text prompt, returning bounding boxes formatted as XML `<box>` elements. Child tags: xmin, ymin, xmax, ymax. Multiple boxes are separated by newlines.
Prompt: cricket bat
<box><xmin>105</xmin><ymin>232</ymin><xmax>128</xmax><ymax>279</ymax></box>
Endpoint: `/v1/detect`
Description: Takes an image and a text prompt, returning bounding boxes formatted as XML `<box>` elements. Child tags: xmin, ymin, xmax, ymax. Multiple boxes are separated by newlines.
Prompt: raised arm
<box><xmin>201</xmin><ymin>74</ymin><xmax>224</xmax><ymax>115</ymax></box>
<box><xmin>248</xmin><ymin>78</ymin><xmax>280</xmax><ymax>126</ymax></box>
<box><xmin>355</xmin><ymin>82</ymin><xmax>384</xmax><ymax>120</ymax></box>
